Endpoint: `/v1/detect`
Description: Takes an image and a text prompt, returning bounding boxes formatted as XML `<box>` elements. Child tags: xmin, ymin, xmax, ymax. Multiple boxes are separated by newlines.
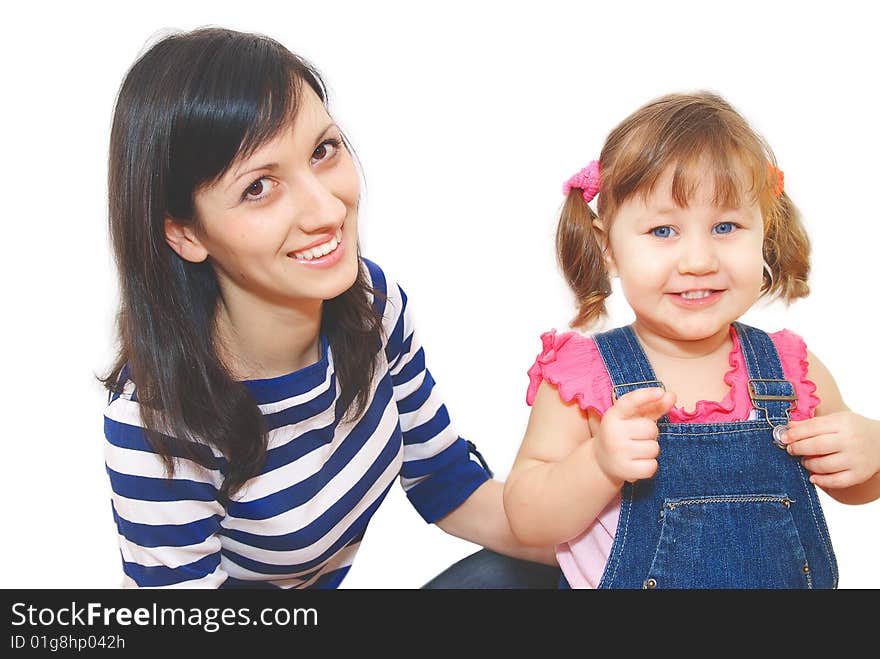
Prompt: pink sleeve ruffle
<box><xmin>526</xmin><ymin>329</ymin><xmax>613</xmax><ymax>416</ymax></box>
<box><xmin>769</xmin><ymin>329</ymin><xmax>821</xmax><ymax>421</ymax></box>
<box><xmin>524</xmin><ymin>326</ymin><xmax>820</xmax><ymax>423</ymax></box>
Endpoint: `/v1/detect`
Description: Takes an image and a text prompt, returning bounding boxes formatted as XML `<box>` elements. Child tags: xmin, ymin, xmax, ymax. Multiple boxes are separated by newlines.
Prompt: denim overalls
<box><xmin>590</xmin><ymin>322</ymin><xmax>837</xmax><ymax>589</ymax></box>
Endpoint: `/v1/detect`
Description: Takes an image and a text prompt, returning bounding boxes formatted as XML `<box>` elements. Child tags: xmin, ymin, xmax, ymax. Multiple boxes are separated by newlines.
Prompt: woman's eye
<box><xmin>713</xmin><ymin>222</ymin><xmax>737</xmax><ymax>235</ymax></box>
<box><xmin>650</xmin><ymin>225</ymin><xmax>676</xmax><ymax>238</ymax></box>
<box><xmin>242</xmin><ymin>177</ymin><xmax>274</xmax><ymax>202</ymax></box>
<box><xmin>311</xmin><ymin>138</ymin><xmax>341</xmax><ymax>165</ymax></box>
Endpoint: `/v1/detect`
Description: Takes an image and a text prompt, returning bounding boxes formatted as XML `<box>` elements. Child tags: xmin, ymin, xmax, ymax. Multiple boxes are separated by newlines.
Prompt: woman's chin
<box><xmin>315</xmin><ymin>254</ymin><xmax>361</xmax><ymax>301</ymax></box>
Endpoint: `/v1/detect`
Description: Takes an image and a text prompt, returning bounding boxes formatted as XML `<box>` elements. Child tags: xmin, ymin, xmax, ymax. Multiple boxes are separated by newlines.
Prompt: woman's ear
<box><xmin>591</xmin><ymin>218</ymin><xmax>617</xmax><ymax>277</ymax></box>
<box><xmin>164</xmin><ymin>216</ymin><xmax>209</xmax><ymax>263</ymax></box>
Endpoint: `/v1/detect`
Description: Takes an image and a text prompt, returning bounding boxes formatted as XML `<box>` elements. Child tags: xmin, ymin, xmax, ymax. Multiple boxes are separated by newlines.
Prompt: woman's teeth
<box><xmin>679</xmin><ymin>290</ymin><xmax>714</xmax><ymax>299</ymax></box>
<box><xmin>291</xmin><ymin>230</ymin><xmax>342</xmax><ymax>261</ymax></box>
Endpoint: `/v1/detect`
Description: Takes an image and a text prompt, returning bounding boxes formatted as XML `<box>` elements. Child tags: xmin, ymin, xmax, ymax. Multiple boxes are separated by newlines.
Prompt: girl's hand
<box><xmin>783</xmin><ymin>412</ymin><xmax>880</xmax><ymax>490</ymax></box>
<box><xmin>594</xmin><ymin>387</ymin><xmax>677</xmax><ymax>485</ymax></box>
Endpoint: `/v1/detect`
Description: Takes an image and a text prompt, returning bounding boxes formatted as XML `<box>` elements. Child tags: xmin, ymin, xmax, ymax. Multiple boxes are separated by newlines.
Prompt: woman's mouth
<box><xmin>288</xmin><ymin>228</ymin><xmax>344</xmax><ymax>266</ymax></box>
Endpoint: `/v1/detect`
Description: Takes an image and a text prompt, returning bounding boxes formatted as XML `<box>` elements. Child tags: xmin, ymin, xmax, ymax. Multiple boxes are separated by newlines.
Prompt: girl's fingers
<box><xmin>638</xmin><ymin>391</ymin><xmax>677</xmax><ymax>421</ymax></box>
<box><xmin>809</xmin><ymin>471</ymin><xmax>857</xmax><ymax>490</ymax></box>
<box><xmin>785</xmin><ymin>433</ymin><xmax>838</xmax><ymax>457</ymax></box>
<box><xmin>629</xmin><ymin>418</ymin><xmax>660</xmax><ymax>441</ymax></box>
<box><xmin>627</xmin><ymin>458</ymin><xmax>658</xmax><ymax>482</ymax></box>
<box><xmin>784</xmin><ymin>415</ymin><xmax>841</xmax><ymax>442</ymax></box>
<box><xmin>629</xmin><ymin>439</ymin><xmax>660</xmax><ymax>460</ymax></box>
<box><xmin>801</xmin><ymin>453</ymin><xmax>847</xmax><ymax>475</ymax></box>
<box><xmin>613</xmin><ymin>387</ymin><xmax>666</xmax><ymax>420</ymax></box>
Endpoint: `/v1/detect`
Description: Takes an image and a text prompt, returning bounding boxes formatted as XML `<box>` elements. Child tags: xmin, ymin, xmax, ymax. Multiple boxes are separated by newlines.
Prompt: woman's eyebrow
<box><xmin>313</xmin><ymin>122</ymin><xmax>338</xmax><ymax>147</ymax></box>
<box><xmin>226</xmin><ymin>162</ymin><xmax>280</xmax><ymax>192</ymax></box>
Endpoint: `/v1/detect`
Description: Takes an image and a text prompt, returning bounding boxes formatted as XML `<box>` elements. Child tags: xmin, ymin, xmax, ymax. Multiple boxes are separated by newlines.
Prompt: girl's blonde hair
<box><xmin>558</xmin><ymin>91</ymin><xmax>810</xmax><ymax>329</ymax></box>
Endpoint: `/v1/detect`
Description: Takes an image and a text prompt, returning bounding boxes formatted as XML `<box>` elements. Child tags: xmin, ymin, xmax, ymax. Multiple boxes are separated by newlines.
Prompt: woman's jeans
<box><xmin>422</xmin><ymin>549</ymin><xmax>561</xmax><ymax>589</ymax></box>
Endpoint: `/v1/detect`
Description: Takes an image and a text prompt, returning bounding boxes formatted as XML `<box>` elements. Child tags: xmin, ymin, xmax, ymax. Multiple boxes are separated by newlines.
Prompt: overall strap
<box><xmin>593</xmin><ymin>326</ymin><xmax>667</xmax><ymax>420</ymax></box>
<box><xmin>732</xmin><ymin>322</ymin><xmax>797</xmax><ymax>429</ymax></box>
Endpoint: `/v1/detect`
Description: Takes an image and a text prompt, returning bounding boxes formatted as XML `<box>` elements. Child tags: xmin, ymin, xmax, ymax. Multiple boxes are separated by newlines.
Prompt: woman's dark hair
<box><xmin>103</xmin><ymin>27</ymin><xmax>384</xmax><ymax>502</ymax></box>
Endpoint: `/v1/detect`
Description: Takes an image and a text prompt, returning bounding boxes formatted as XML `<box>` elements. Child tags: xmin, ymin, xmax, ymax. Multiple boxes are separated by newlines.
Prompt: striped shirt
<box><xmin>103</xmin><ymin>259</ymin><xmax>491</xmax><ymax>588</ymax></box>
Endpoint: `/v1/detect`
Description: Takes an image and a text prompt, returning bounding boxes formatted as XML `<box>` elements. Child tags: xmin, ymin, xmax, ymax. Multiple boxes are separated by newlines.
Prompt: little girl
<box><xmin>503</xmin><ymin>91</ymin><xmax>880</xmax><ymax>589</ymax></box>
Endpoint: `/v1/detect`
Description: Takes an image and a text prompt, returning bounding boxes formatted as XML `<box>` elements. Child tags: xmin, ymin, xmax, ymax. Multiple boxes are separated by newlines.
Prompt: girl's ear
<box><xmin>591</xmin><ymin>218</ymin><xmax>618</xmax><ymax>277</ymax></box>
<box><xmin>164</xmin><ymin>216</ymin><xmax>209</xmax><ymax>263</ymax></box>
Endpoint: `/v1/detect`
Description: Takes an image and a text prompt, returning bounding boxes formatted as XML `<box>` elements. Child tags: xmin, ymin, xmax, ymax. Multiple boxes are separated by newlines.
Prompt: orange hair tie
<box><xmin>768</xmin><ymin>163</ymin><xmax>784</xmax><ymax>197</ymax></box>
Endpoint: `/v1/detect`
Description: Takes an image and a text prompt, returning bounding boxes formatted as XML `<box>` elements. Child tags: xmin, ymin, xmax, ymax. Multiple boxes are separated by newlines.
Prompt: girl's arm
<box><xmin>783</xmin><ymin>350</ymin><xmax>880</xmax><ymax>504</ymax></box>
<box><xmin>504</xmin><ymin>382</ymin><xmax>675</xmax><ymax>547</ymax></box>
<box><xmin>501</xmin><ymin>381</ymin><xmax>621</xmax><ymax>547</ymax></box>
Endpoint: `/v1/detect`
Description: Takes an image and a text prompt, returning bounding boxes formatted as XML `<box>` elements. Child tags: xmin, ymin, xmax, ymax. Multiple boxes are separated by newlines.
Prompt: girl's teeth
<box><xmin>680</xmin><ymin>290</ymin><xmax>713</xmax><ymax>299</ymax></box>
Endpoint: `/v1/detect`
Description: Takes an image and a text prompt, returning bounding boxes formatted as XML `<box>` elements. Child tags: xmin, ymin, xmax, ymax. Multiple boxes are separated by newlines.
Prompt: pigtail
<box><xmin>762</xmin><ymin>191</ymin><xmax>811</xmax><ymax>302</ymax></box>
<box><xmin>558</xmin><ymin>92</ymin><xmax>812</xmax><ymax>322</ymax></box>
<box><xmin>556</xmin><ymin>192</ymin><xmax>611</xmax><ymax>328</ymax></box>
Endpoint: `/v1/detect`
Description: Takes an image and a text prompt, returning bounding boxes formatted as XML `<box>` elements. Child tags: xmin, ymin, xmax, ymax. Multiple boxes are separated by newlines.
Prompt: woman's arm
<box><xmin>375</xmin><ymin>266</ymin><xmax>558</xmax><ymax>562</ymax></box>
<box><xmin>783</xmin><ymin>350</ymin><xmax>880</xmax><ymax>504</ymax></box>
<box><xmin>434</xmin><ymin>479</ymin><xmax>557</xmax><ymax>565</ymax></box>
<box><xmin>105</xmin><ymin>397</ymin><xmax>227</xmax><ymax>588</ymax></box>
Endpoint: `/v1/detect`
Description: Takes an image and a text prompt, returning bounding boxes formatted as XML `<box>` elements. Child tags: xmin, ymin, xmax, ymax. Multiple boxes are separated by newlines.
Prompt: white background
<box><xmin>2</xmin><ymin>0</ymin><xmax>877</xmax><ymax>589</ymax></box>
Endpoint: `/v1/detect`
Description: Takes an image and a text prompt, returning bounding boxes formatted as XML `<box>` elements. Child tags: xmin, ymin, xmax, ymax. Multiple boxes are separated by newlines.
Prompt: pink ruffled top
<box><xmin>525</xmin><ymin>325</ymin><xmax>820</xmax><ymax>589</ymax></box>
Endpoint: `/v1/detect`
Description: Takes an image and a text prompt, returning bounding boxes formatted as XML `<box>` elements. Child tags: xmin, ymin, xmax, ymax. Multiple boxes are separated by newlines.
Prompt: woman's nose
<box><xmin>294</xmin><ymin>173</ymin><xmax>347</xmax><ymax>233</ymax></box>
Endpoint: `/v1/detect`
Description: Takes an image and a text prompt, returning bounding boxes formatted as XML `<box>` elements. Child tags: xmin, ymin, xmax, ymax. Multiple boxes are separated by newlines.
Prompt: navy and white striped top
<box><xmin>103</xmin><ymin>259</ymin><xmax>491</xmax><ymax>588</ymax></box>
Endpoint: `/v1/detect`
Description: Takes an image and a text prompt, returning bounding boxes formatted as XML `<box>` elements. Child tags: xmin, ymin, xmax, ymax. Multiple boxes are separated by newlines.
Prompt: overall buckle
<box><xmin>747</xmin><ymin>379</ymin><xmax>798</xmax><ymax>402</ymax></box>
<box><xmin>747</xmin><ymin>379</ymin><xmax>797</xmax><ymax>449</ymax></box>
<box><xmin>611</xmin><ymin>380</ymin><xmax>666</xmax><ymax>400</ymax></box>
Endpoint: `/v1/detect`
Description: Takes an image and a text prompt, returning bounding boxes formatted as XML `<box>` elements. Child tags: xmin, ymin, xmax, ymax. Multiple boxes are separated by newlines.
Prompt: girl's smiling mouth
<box><xmin>667</xmin><ymin>289</ymin><xmax>725</xmax><ymax>307</ymax></box>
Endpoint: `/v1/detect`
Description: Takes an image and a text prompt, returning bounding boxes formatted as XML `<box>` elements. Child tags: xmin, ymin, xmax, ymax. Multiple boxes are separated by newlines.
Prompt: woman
<box><xmin>102</xmin><ymin>26</ymin><xmax>557</xmax><ymax>588</ymax></box>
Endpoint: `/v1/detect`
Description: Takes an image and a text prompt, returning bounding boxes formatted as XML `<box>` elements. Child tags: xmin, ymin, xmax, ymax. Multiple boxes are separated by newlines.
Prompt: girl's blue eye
<box><xmin>713</xmin><ymin>222</ymin><xmax>737</xmax><ymax>235</ymax></box>
<box><xmin>651</xmin><ymin>226</ymin><xmax>676</xmax><ymax>238</ymax></box>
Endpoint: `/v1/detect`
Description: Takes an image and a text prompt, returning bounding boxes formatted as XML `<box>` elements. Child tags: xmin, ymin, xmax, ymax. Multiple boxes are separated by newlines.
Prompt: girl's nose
<box><xmin>677</xmin><ymin>235</ymin><xmax>719</xmax><ymax>275</ymax></box>
<box><xmin>294</xmin><ymin>173</ymin><xmax>347</xmax><ymax>233</ymax></box>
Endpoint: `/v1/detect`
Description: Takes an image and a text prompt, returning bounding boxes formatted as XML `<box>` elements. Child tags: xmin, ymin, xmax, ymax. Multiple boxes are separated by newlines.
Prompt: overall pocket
<box><xmin>643</xmin><ymin>494</ymin><xmax>812</xmax><ymax>589</ymax></box>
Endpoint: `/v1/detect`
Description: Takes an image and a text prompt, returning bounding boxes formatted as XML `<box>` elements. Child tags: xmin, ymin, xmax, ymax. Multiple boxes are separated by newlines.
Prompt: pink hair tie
<box><xmin>562</xmin><ymin>160</ymin><xmax>601</xmax><ymax>202</ymax></box>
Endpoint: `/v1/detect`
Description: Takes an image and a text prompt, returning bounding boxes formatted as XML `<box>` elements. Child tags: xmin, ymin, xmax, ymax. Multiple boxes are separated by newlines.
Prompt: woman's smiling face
<box><xmin>167</xmin><ymin>84</ymin><xmax>361</xmax><ymax>311</ymax></box>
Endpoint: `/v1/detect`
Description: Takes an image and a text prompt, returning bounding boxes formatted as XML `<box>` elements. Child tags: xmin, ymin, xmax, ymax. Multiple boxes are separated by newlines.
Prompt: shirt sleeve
<box><xmin>103</xmin><ymin>388</ymin><xmax>227</xmax><ymax>588</ymax></box>
<box><xmin>769</xmin><ymin>328</ymin><xmax>821</xmax><ymax>421</ymax></box>
<box><xmin>363</xmin><ymin>258</ymin><xmax>491</xmax><ymax>523</ymax></box>
<box><xmin>526</xmin><ymin>329</ymin><xmax>613</xmax><ymax>417</ymax></box>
